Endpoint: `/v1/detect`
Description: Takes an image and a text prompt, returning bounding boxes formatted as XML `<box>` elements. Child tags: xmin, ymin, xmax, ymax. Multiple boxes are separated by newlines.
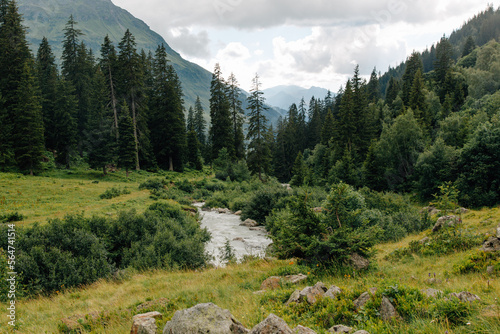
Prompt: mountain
<box><xmin>262</xmin><ymin>85</ymin><xmax>331</xmax><ymax>111</ymax></box>
<box><xmin>16</xmin><ymin>0</ymin><xmax>282</xmax><ymax>124</ymax></box>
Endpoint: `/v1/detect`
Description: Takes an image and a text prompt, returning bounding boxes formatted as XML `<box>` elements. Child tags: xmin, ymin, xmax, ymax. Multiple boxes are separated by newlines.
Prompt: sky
<box><xmin>112</xmin><ymin>0</ymin><xmax>489</xmax><ymax>92</ymax></box>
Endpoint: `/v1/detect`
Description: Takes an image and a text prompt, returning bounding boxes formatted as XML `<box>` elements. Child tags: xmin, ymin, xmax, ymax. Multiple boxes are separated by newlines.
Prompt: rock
<box><xmin>283</xmin><ymin>273</ymin><xmax>308</xmax><ymax>285</ymax></box>
<box><xmin>162</xmin><ymin>303</ymin><xmax>248</xmax><ymax>334</ymax></box>
<box><xmin>487</xmin><ymin>266</ymin><xmax>495</xmax><ymax>274</ymax></box>
<box><xmin>421</xmin><ymin>288</ymin><xmax>443</xmax><ymax>298</ymax></box>
<box><xmin>133</xmin><ymin>311</ymin><xmax>163</xmax><ymax>321</ymax></box>
<box><xmin>249</xmin><ymin>313</ymin><xmax>292</xmax><ymax>334</ymax></box>
<box><xmin>481</xmin><ymin>236</ymin><xmax>500</xmax><ymax>252</ymax></box>
<box><xmin>233</xmin><ymin>237</ymin><xmax>245</xmax><ymax>242</ymax></box>
<box><xmin>447</xmin><ymin>291</ymin><xmax>481</xmax><ymax>303</ymax></box>
<box><xmin>131</xmin><ymin>317</ymin><xmax>157</xmax><ymax>334</ymax></box>
<box><xmin>286</xmin><ymin>282</ymin><xmax>326</xmax><ymax>305</ymax></box>
<box><xmin>217</xmin><ymin>208</ymin><xmax>231</xmax><ymax>214</ymax></box>
<box><xmin>235</xmin><ymin>210</ymin><xmax>242</xmax><ymax>215</ymax></box>
<box><xmin>324</xmin><ymin>286</ymin><xmax>342</xmax><ymax>299</ymax></box>
<box><xmin>380</xmin><ymin>296</ymin><xmax>398</xmax><ymax>321</ymax></box>
<box><xmin>327</xmin><ymin>324</ymin><xmax>353</xmax><ymax>333</ymax></box>
<box><xmin>250</xmin><ymin>227</ymin><xmax>267</xmax><ymax>231</ymax></box>
<box><xmin>455</xmin><ymin>207</ymin><xmax>468</xmax><ymax>214</ymax></box>
<box><xmin>419</xmin><ymin>237</ymin><xmax>430</xmax><ymax>244</ymax></box>
<box><xmin>368</xmin><ymin>287</ymin><xmax>378</xmax><ymax>295</ymax></box>
<box><xmin>497</xmin><ymin>223</ymin><xmax>500</xmax><ymax>238</ymax></box>
<box><xmin>136</xmin><ymin>299</ymin><xmax>169</xmax><ymax>312</ymax></box>
<box><xmin>352</xmin><ymin>331</ymin><xmax>371</xmax><ymax>334</ymax></box>
<box><xmin>240</xmin><ymin>219</ymin><xmax>258</xmax><ymax>227</ymax></box>
<box><xmin>421</xmin><ymin>206</ymin><xmax>441</xmax><ymax>216</ymax></box>
<box><xmin>349</xmin><ymin>253</ymin><xmax>370</xmax><ymax>270</ymax></box>
<box><xmin>261</xmin><ymin>276</ymin><xmax>282</xmax><ymax>291</ymax></box>
<box><xmin>354</xmin><ymin>292</ymin><xmax>371</xmax><ymax>309</ymax></box>
<box><xmin>293</xmin><ymin>325</ymin><xmax>316</xmax><ymax>333</ymax></box>
<box><xmin>432</xmin><ymin>215</ymin><xmax>460</xmax><ymax>232</ymax></box>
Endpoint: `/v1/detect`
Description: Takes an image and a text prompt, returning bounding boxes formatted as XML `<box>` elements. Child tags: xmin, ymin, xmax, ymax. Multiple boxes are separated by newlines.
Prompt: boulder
<box><xmin>380</xmin><ymin>296</ymin><xmax>398</xmax><ymax>321</ymax></box>
<box><xmin>261</xmin><ymin>276</ymin><xmax>282</xmax><ymax>291</ymax></box>
<box><xmin>421</xmin><ymin>206</ymin><xmax>441</xmax><ymax>216</ymax></box>
<box><xmin>235</xmin><ymin>210</ymin><xmax>242</xmax><ymax>215</ymax></box>
<box><xmin>455</xmin><ymin>207</ymin><xmax>468</xmax><ymax>214</ymax></box>
<box><xmin>421</xmin><ymin>288</ymin><xmax>443</xmax><ymax>298</ymax></box>
<box><xmin>354</xmin><ymin>292</ymin><xmax>372</xmax><ymax>309</ymax></box>
<box><xmin>217</xmin><ymin>208</ymin><xmax>231</xmax><ymax>214</ymax></box>
<box><xmin>481</xmin><ymin>236</ymin><xmax>500</xmax><ymax>252</ymax></box>
<box><xmin>324</xmin><ymin>286</ymin><xmax>342</xmax><ymax>299</ymax></box>
<box><xmin>447</xmin><ymin>291</ymin><xmax>481</xmax><ymax>303</ymax></box>
<box><xmin>349</xmin><ymin>253</ymin><xmax>369</xmax><ymax>270</ymax></box>
<box><xmin>327</xmin><ymin>324</ymin><xmax>353</xmax><ymax>333</ymax></box>
<box><xmin>249</xmin><ymin>314</ymin><xmax>292</xmax><ymax>334</ymax></box>
<box><xmin>283</xmin><ymin>273</ymin><xmax>308</xmax><ymax>285</ymax></box>
<box><xmin>432</xmin><ymin>215</ymin><xmax>460</xmax><ymax>232</ymax></box>
<box><xmin>162</xmin><ymin>303</ymin><xmax>248</xmax><ymax>334</ymax></box>
<box><xmin>131</xmin><ymin>317</ymin><xmax>157</xmax><ymax>334</ymax></box>
<box><xmin>353</xmin><ymin>331</ymin><xmax>371</xmax><ymax>334</ymax></box>
<box><xmin>497</xmin><ymin>223</ymin><xmax>500</xmax><ymax>238</ymax></box>
<box><xmin>286</xmin><ymin>282</ymin><xmax>327</xmax><ymax>305</ymax></box>
<box><xmin>240</xmin><ymin>219</ymin><xmax>258</xmax><ymax>227</ymax></box>
<box><xmin>293</xmin><ymin>325</ymin><xmax>316</xmax><ymax>333</ymax></box>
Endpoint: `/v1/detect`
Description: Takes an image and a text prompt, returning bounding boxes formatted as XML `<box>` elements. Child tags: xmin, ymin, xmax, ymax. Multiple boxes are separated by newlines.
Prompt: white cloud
<box><xmin>161</xmin><ymin>27</ymin><xmax>210</xmax><ymax>58</ymax></box>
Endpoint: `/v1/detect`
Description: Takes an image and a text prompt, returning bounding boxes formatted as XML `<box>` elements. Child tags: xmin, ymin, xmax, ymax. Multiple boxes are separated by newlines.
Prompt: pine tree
<box><xmin>61</xmin><ymin>15</ymin><xmax>82</xmax><ymax>82</ymax></box>
<box><xmin>35</xmin><ymin>37</ymin><xmax>58</xmax><ymax>150</ymax></box>
<box><xmin>0</xmin><ymin>0</ymin><xmax>31</xmax><ymax>169</ymax></box>
<box><xmin>53</xmin><ymin>78</ymin><xmax>77</xmax><ymax>168</ymax></box>
<box><xmin>117</xmin><ymin>29</ymin><xmax>144</xmax><ymax>170</ymax></box>
<box><xmin>402</xmin><ymin>52</ymin><xmax>423</xmax><ymax>105</ymax></box>
<box><xmin>409</xmin><ymin>68</ymin><xmax>428</xmax><ymax>128</ymax></box>
<box><xmin>187</xmin><ymin>128</ymin><xmax>203</xmax><ymax>170</ymax></box>
<box><xmin>461</xmin><ymin>36</ymin><xmax>476</xmax><ymax>57</ymax></box>
<box><xmin>307</xmin><ymin>97</ymin><xmax>322</xmax><ymax>148</ymax></box>
<box><xmin>100</xmin><ymin>35</ymin><xmax>119</xmax><ymax>138</ymax></box>
<box><xmin>149</xmin><ymin>44</ymin><xmax>186</xmax><ymax>171</ymax></box>
<box><xmin>367</xmin><ymin>67</ymin><xmax>381</xmax><ymax>103</ymax></box>
<box><xmin>193</xmin><ymin>96</ymin><xmax>207</xmax><ymax>145</ymax></box>
<box><xmin>434</xmin><ymin>36</ymin><xmax>454</xmax><ymax>91</ymax></box>
<box><xmin>12</xmin><ymin>60</ymin><xmax>45</xmax><ymax>175</ymax></box>
<box><xmin>385</xmin><ymin>76</ymin><xmax>401</xmax><ymax>109</ymax></box>
<box><xmin>321</xmin><ymin>109</ymin><xmax>335</xmax><ymax>145</ymax></box>
<box><xmin>117</xmin><ymin>100</ymin><xmax>137</xmax><ymax>177</ymax></box>
<box><xmin>227</xmin><ymin>72</ymin><xmax>245</xmax><ymax>160</ymax></box>
<box><xmin>209</xmin><ymin>63</ymin><xmax>233</xmax><ymax>160</ymax></box>
<box><xmin>336</xmin><ymin>80</ymin><xmax>355</xmax><ymax>151</ymax></box>
<box><xmin>187</xmin><ymin>106</ymin><xmax>195</xmax><ymax>131</ymax></box>
<box><xmin>246</xmin><ymin>73</ymin><xmax>271</xmax><ymax>180</ymax></box>
<box><xmin>290</xmin><ymin>151</ymin><xmax>305</xmax><ymax>187</ymax></box>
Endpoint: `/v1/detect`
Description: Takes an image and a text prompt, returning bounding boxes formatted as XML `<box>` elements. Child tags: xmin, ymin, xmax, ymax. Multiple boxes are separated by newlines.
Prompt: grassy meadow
<box><xmin>0</xmin><ymin>170</ymin><xmax>499</xmax><ymax>333</ymax></box>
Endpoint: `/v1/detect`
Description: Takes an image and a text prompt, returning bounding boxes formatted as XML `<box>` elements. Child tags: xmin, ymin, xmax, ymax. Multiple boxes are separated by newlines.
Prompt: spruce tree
<box><xmin>385</xmin><ymin>76</ymin><xmax>401</xmax><ymax>110</ymax></box>
<box><xmin>366</xmin><ymin>67</ymin><xmax>381</xmax><ymax>102</ymax></box>
<box><xmin>116</xmin><ymin>29</ymin><xmax>144</xmax><ymax>170</ymax></box>
<box><xmin>321</xmin><ymin>109</ymin><xmax>335</xmax><ymax>145</ymax></box>
<box><xmin>193</xmin><ymin>96</ymin><xmax>207</xmax><ymax>146</ymax></box>
<box><xmin>227</xmin><ymin>72</ymin><xmax>245</xmax><ymax>160</ymax></box>
<box><xmin>12</xmin><ymin>60</ymin><xmax>45</xmax><ymax>175</ymax></box>
<box><xmin>290</xmin><ymin>151</ymin><xmax>305</xmax><ymax>186</ymax></box>
<box><xmin>35</xmin><ymin>37</ymin><xmax>58</xmax><ymax>150</ymax></box>
<box><xmin>409</xmin><ymin>68</ymin><xmax>429</xmax><ymax>130</ymax></box>
<box><xmin>402</xmin><ymin>52</ymin><xmax>423</xmax><ymax>105</ymax></box>
<box><xmin>461</xmin><ymin>36</ymin><xmax>476</xmax><ymax>57</ymax></box>
<box><xmin>100</xmin><ymin>35</ymin><xmax>119</xmax><ymax>138</ymax></box>
<box><xmin>149</xmin><ymin>44</ymin><xmax>186</xmax><ymax>171</ymax></box>
<box><xmin>246</xmin><ymin>73</ymin><xmax>271</xmax><ymax>180</ymax></box>
<box><xmin>187</xmin><ymin>128</ymin><xmax>203</xmax><ymax>170</ymax></box>
<box><xmin>336</xmin><ymin>80</ymin><xmax>355</xmax><ymax>151</ymax></box>
<box><xmin>209</xmin><ymin>63</ymin><xmax>232</xmax><ymax>160</ymax></box>
<box><xmin>53</xmin><ymin>78</ymin><xmax>77</xmax><ymax>168</ymax></box>
<box><xmin>118</xmin><ymin>101</ymin><xmax>137</xmax><ymax>177</ymax></box>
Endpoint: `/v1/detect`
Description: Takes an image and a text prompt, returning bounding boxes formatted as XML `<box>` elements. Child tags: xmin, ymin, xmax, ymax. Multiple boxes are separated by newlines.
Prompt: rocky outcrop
<box><xmin>131</xmin><ymin>312</ymin><xmax>162</xmax><ymax>334</ymax></box>
<box><xmin>380</xmin><ymin>296</ymin><xmax>398</xmax><ymax>321</ymax></box>
<box><xmin>324</xmin><ymin>286</ymin><xmax>342</xmax><ymax>299</ymax></box>
<box><xmin>294</xmin><ymin>325</ymin><xmax>316</xmax><ymax>333</ymax></box>
<box><xmin>235</xmin><ymin>210</ymin><xmax>242</xmax><ymax>215</ymax></box>
<box><xmin>261</xmin><ymin>276</ymin><xmax>282</xmax><ymax>291</ymax></box>
<box><xmin>432</xmin><ymin>215</ymin><xmax>460</xmax><ymax>232</ymax></box>
<box><xmin>286</xmin><ymin>282</ymin><xmax>328</xmax><ymax>305</ymax></box>
<box><xmin>284</xmin><ymin>274</ymin><xmax>308</xmax><ymax>285</ymax></box>
<box><xmin>162</xmin><ymin>303</ymin><xmax>248</xmax><ymax>334</ymax></box>
<box><xmin>497</xmin><ymin>223</ymin><xmax>500</xmax><ymax>238</ymax></box>
<box><xmin>327</xmin><ymin>324</ymin><xmax>353</xmax><ymax>333</ymax></box>
<box><xmin>447</xmin><ymin>291</ymin><xmax>481</xmax><ymax>303</ymax></box>
<box><xmin>481</xmin><ymin>236</ymin><xmax>500</xmax><ymax>252</ymax></box>
<box><xmin>353</xmin><ymin>292</ymin><xmax>371</xmax><ymax>309</ymax></box>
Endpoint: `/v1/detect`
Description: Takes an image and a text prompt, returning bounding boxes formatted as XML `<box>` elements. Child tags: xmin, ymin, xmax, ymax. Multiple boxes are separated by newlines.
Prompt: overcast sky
<box><xmin>113</xmin><ymin>0</ymin><xmax>488</xmax><ymax>92</ymax></box>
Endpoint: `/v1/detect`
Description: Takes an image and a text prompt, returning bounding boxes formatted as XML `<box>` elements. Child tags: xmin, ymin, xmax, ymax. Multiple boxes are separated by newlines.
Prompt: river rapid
<box><xmin>194</xmin><ymin>203</ymin><xmax>272</xmax><ymax>266</ymax></box>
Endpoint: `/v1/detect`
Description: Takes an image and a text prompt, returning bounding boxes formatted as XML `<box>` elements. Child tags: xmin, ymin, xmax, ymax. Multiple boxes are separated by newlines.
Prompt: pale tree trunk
<box><xmin>131</xmin><ymin>96</ymin><xmax>140</xmax><ymax>171</ymax></box>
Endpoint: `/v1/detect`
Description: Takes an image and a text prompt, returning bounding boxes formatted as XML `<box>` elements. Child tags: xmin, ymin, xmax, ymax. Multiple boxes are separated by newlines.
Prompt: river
<box><xmin>194</xmin><ymin>203</ymin><xmax>272</xmax><ymax>266</ymax></box>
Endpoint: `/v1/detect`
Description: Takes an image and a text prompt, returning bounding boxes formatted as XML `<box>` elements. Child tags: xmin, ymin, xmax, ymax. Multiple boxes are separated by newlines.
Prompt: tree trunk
<box><xmin>126</xmin><ymin>168</ymin><xmax>129</xmax><ymax>178</ymax></box>
<box><xmin>131</xmin><ymin>96</ymin><xmax>140</xmax><ymax>171</ymax></box>
<box><xmin>108</xmin><ymin>66</ymin><xmax>119</xmax><ymax>140</ymax></box>
<box><xmin>103</xmin><ymin>165</ymin><xmax>107</xmax><ymax>176</ymax></box>
<box><xmin>169</xmin><ymin>155</ymin><xmax>173</xmax><ymax>171</ymax></box>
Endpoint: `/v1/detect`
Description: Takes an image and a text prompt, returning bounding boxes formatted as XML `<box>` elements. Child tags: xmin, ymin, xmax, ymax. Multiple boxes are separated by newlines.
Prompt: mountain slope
<box><xmin>263</xmin><ymin>85</ymin><xmax>330</xmax><ymax>110</ymax></box>
<box><xmin>17</xmin><ymin>0</ymin><xmax>211</xmax><ymax>111</ymax></box>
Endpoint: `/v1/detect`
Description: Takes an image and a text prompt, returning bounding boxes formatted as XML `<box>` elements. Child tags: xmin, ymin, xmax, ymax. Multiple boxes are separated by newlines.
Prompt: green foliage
<box><xmin>241</xmin><ymin>184</ymin><xmax>291</xmax><ymax>224</ymax></box>
<box><xmin>0</xmin><ymin>211</ymin><xmax>25</xmax><ymax>223</ymax></box>
<box><xmin>213</xmin><ymin>148</ymin><xmax>251</xmax><ymax>182</ymax></box>
<box><xmin>219</xmin><ymin>238</ymin><xmax>236</xmax><ymax>265</ymax></box>
<box><xmin>431</xmin><ymin>297</ymin><xmax>473</xmax><ymax>326</ymax></box>
<box><xmin>139</xmin><ymin>177</ymin><xmax>166</xmax><ymax>191</ymax></box>
<box><xmin>430</xmin><ymin>182</ymin><xmax>460</xmax><ymax>214</ymax></box>
<box><xmin>99</xmin><ymin>186</ymin><xmax>130</xmax><ymax>199</ymax></box>
<box><xmin>453</xmin><ymin>250</ymin><xmax>500</xmax><ymax>275</ymax></box>
<box><xmin>386</xmin><ymin>226</ymin><xmax>482</xmax><ymax>261</ymax></box>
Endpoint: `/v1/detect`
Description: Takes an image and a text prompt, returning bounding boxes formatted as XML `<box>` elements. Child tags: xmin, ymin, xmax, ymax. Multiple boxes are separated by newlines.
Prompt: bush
<box><xmin>138</xmin><ymin>178</ymin><xmax>166</xmax><ymax>191</ymax></box>
<box><xmin>241</xmin><ymin>185</ymin><xmax>291</xmax><ymax>224</ymax></box>
<box><xmin>0</xmin><ymin>211</ymin><xmax>25</xmax><ymax>223</ymax></box>
<box><xmin>453</xmin><ymin>250</ymin><xmax>500</xmax><ymax>275</ymax></box>
<box><xmin>99</xmin><ymin>187</ymin><xmax>130</xmax><ymax>199</ymax></box>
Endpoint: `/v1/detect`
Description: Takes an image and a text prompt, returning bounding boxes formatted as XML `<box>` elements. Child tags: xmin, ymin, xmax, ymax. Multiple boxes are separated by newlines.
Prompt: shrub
<box><xmin>0</xmin><ymin>211</ymin><xmax>25</xmax><ymax>223</ymax></box>
<box><xmin>431</xmin><ymin>297</ymin><xmax>473</xmax><ymax>325</ymax></box>
<box><xmin>138</xmin><ymin>178</ymin><xmax>166</xmax><ymax>191</ymax></box>
<box><xmin>453</xmin><ymin>250</ymin><xmax>500</xmax><ymax>275</ymax></box>
<box><xmin>241</xmin><ymin>185</ymin><xmax>291</xmax><ymax>223</ymax></box>
<box><xmin>99</xmin><ymin>187</ymin><xmax>130</xmax><ymax>199</ymax></box>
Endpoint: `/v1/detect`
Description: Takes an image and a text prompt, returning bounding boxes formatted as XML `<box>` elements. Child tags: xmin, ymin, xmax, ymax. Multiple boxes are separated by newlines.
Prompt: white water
<box><xmin>194</xmin><ymin>203</ymin><xmax>272</xmax><ymax>266</ymax></box>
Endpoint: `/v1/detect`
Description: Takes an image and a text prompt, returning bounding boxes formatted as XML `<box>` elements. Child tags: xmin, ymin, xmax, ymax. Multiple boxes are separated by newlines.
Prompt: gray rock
<box><xmin>162</xmin><ymin>303</ymin><xmax>248</xmax><ymax>334</ymax></box>
<box><xmin>235</xmin><ymin>210</ymin><xmax>242</xmax><ymax>215</ymax></box>
<box><xmin>249</xmin><ymin>313</ymin><xmax>292</xmax><ymax>334</ymax></box>
<box><xmin>455</xmin><ymin>207</ymin><xmax>468</xmax><ymax>214</ymax></box>
<box><xmin>293</xmin><ymin>325</ymin><xmax>316</xmax><ymax>333</ymax></box>
<box><xmin>261</xmin><ymin>276</ymin><xmax>282</xmax><ymax>291</ymax></box>
<box><xmin>354</xmin><ymin>292</ymin><xmax>371</xmax><ymax>309</ymax></box>
<box><xmin>487</xmin><ymin>266</ymin><xmax>495</xmax><ymax>274</ymax></box>
<box><xmin>421</xmin><ymin>288</ymin><xmax>443</xmax><ymax>298</ymax></box>
<box><xmin>481</xmin><ymin>236</ymin><xmax>500</xmax><ymax>252</ymax></box>
<box><xmin>497</xmin><ymin>223</ymin><xmax>500</xmax><ymax>238</ymax></box>
<box><xmin>286</xmin><ymin>290</ymin><xmax>301</xmax><ymax>305</ymax></box>
<box><xmin>380</xmin><ymin>296</ymin><xmax>398</xmax><ymax>321</ymax></box>
<box><xmin>327</xmin><ymin>324</ymin><xmax>353</xmax><ymax>333</ymax></box>
<box><xmin>432</xmin><ymin>215</ymin><xmax>460</xmax><ymax>232</ymax></box>
<box><xmin>349</xmin><ymin>253</ymin><xmax>370</xmax><ymax>270</ymax></box>
<box><xmin>131</xmin><ymin>312</ymin><xmax>163</xmax><ymax>334</ymax></box>
<box><xmin>285</xmin><ymin>282</ymin><xmax>326</xmax><ymax>305</ymax></box>
<box><xmin>324</xmin><ymin>286</ymin><xmax>342</xmax><ymax>299</ymax></box>
<box><xmin>217</xmin><ymin>208</ymin><xmax>231</xmax><ymax>214</ymax></box>
<box><xmin>284</xmin><ymin>273</ymin><xmax>308</xmax><ymax>285</ymax></box>
<box><xmin>352</xmin><ymin>331</ymin><xmax>371</xmax><ymax>334</ymax></box>
<box><xmin>240</xmin><ymin>219</ymin><xmax>258</xmax><ymax>227</ymax></box>
<box><xmin>447</xmin><ymin>291</ymin><xmax>481</xmax><ymax>303</ymax></box>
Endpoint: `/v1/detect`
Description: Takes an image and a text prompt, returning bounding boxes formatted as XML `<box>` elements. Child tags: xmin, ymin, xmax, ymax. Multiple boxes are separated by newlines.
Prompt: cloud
<box><xmin>114</xmin><ymin>0</ymin><xmax>486</xmax><ymax>30</ymax></box>
<box><xmin>161</xmin><ymin>27</ymin><xmax>210</xmax><ymax>58</ymax></box>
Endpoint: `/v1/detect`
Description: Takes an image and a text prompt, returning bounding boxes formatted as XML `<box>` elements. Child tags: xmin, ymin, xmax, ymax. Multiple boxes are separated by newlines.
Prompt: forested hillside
<box><xmin>1</xmin><ymin>1</ymin><xmax>499</xmax><ymax>207</ymax></box>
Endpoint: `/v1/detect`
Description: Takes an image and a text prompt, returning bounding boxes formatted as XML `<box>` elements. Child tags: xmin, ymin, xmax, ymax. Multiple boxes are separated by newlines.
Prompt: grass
<box><xmin>0</xmin><ymin>170</ymin><xmax>499</xmax><ymax>333</ymax></box>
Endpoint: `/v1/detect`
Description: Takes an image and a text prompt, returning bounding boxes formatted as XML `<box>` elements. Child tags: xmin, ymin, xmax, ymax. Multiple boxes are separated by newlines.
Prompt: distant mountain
<box><xmin>262</xmin><ymin>85</ymin><xmax>331</xmax><ymax>111</ymax></box>
<box><xmin>16</xmin><ymin>0</ymin><xmax>282</xmax><ymax>124</ymax></box>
